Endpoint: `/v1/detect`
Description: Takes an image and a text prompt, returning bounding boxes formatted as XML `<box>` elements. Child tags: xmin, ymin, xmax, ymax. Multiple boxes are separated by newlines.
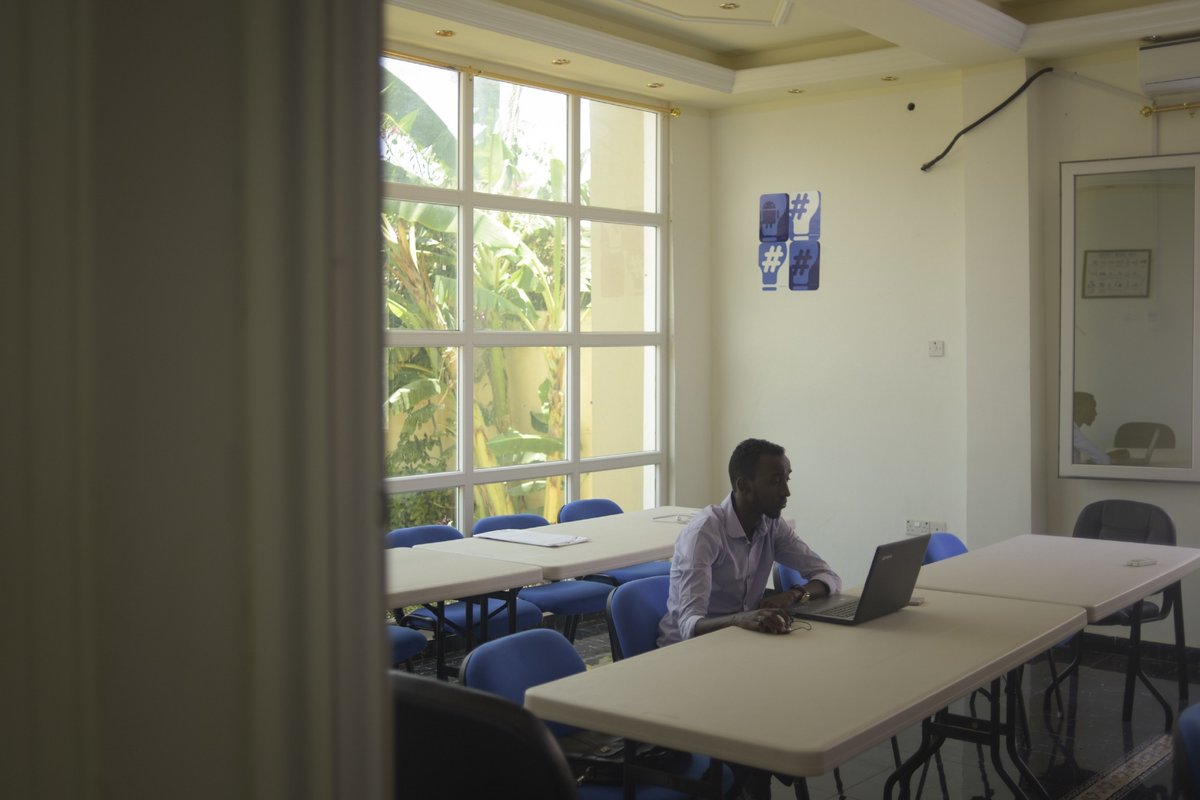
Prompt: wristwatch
<box><xmin>795</xmin><ymin>587</ymin><xmax>811</xmax><ymax>604</ymax></box>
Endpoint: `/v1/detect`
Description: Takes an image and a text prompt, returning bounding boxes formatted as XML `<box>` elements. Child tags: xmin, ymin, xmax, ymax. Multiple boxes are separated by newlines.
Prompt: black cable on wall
<box><xmin>921</xmin><ymin>66</ymin><xmax>1055</xmax><ymax>172</ymax></box>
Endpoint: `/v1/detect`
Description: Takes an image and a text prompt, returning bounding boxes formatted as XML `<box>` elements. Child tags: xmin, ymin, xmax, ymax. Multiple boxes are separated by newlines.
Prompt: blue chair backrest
<box><xmin>558</xmin><ymin>498</ymin><xmax>623</xmax><ymax>523</ymax></box>
<box><xmin>773</xmin><ymin>563</ymin><xmax>808</xmax><ymax>592</ymax></box>
<box><xmin>473</xmin><ymin>513</ymin><xmax>549</xmax><ymax>534</ymax></box>
<box><xmin>1175</xmin><ymin>702</ymin><xmax>1200</xmax><ymax>795</ymax></box>
<box><xmin>607</xmin><ymin>576</ymin><xmax>669</xmax><ymax>660</ymax></box>
<box><xmin>385</xmin><ymin>524</ymin><xmax>462</xmax><ymax>549</ymax></box>
<box><xmin>923</xmin><ymin>532</ymin><xmax>968</xmax><ymax>564</ymax></box>
<box><xmin>460</xmin><ymin>628</ymin><xmax>585</xmax><ymax>736</ymax></box>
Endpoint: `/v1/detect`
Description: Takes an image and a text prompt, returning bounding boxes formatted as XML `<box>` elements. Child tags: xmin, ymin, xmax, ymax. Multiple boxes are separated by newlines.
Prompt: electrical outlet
<box><xmin>906</xmin><ymin>519</ymin><xmax>948</xmax><ymax>536</ymax></box>
<box><xmin>905</xmin><ymin>519</ymin><xmax>930</xmax><ymax>536</ymax></box>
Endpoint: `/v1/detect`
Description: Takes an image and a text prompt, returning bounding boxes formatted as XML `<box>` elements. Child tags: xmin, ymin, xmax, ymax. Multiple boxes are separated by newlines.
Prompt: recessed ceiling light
<box><xmin>720</xmin><ymin>3</ymin><xmax>740</xmax><ymax>9</ymax></box>
<box><xmin>788</xmin><ymin>88</ymin><xmax>805</xmax><ymax>94</ymax></box>
<box><xmin>881</xmin><ymin>75</ymin><xmax>899</xmax><ymax>82</ymax></box>
<box><xmin>646</xmin><ymin>82</ymin><xmax>664</xmax><ymax>89</ymax></box>
<box><xmin>434</xmin><ymin>29</ymin><xmax>455</xmax><ymax>37</ymax></box>
<box><xmin>552</xmin><ymin>58</ymin><xmax>571</xmax><ymax>65</ymax></box>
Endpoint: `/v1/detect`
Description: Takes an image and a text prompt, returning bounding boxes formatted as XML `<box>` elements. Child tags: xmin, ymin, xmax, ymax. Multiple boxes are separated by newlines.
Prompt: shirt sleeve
<box><xmin>773</xmin><ymin>524</ymin><xmax>842</xmax><ymax>595</ymax></box>
<box><xmin>671</xmin><ymin>520</ymin><xmax>722</xmax><ymax>641</ymax></box>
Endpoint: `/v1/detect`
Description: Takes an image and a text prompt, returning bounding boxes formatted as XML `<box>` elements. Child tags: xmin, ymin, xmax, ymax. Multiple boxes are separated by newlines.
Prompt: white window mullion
<box><xmin>460</xmin><ymin>68</ymin><xmax>476</xmax><ymax>526</ymax></box>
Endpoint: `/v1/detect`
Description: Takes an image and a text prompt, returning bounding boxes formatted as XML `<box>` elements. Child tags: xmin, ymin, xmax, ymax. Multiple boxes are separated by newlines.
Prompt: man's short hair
<box><xmin>1073</xmin><ymin>391</ymin><xmax>1096</xmax><ymax>415</ymax></box>
<box><xmin>728</xmin><ymin>438</ymin><xmax>785</xmax><ymax>489</ymax></box>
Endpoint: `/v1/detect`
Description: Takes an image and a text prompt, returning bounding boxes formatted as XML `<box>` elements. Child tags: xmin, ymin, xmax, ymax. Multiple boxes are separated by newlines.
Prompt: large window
<box><xmin>381</xmin><ymin>56</ymin><xmax>667</xmax><ymax>530</ymax></box>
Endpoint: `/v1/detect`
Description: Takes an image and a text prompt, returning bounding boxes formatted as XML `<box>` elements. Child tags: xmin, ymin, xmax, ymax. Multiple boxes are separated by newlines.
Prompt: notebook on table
<box><xmin>790</xmin><ymin>533</ymin><xmax>930</xmax><ymax>626</ymax></box>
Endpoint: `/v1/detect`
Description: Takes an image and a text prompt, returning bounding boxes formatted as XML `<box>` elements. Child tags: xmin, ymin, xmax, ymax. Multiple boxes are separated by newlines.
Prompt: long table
<box><xmin>385</xmin><ymin>547</ymin><xmax>542</xmax><ymax>679</ymax></box>
<box><xmin>414</xmin><ymin>506</ymin><xmax>697</xmax><ymax>580</ymax></box>
<box><xmin>916</xmin><ymin>533</ymin><xmax>1200</xmax><ymax>724</ymax></box>
<box><xmin>525</xmin><ymin>590</ymin><xmax>1085</xmax><ymax>797</ymax></box>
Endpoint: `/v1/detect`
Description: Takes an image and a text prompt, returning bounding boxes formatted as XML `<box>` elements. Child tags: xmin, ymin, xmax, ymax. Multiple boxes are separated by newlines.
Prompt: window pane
<box><xmin>474</xmin><ymin>210</ymin><xmax>565</xmax><ymax>331</ymax></box>
<box><xmin>386</xmin><ymin>346</ymin><xmax>457</xmax><ymax>477</ymax></box>
<box><xmin>581</xmin><ymin>221</ymin><xmax>656</xmax><ymax>332</ymax></box>
<box><xmin>581</xmin><ymin>347</ymin><xmax>656</xmax><ymax>458</ymax></box>
<box><xmin>581</xmin><ymin>99</ymin><xmax>657</xmax><ymax>212</ymax></box>
<box><xmin>473</xmin><ymin>346</ymin><xmax>565</xmax><ymax>469</ymax></box>
<box><xmin>380</xmin><ymin>57</ymin><xmax>458</xmax><ymax>189</ymax></box>
<box><xmin>385</xmin><ymin>489</ymin><xmax>458</xmax><ymax>530</ymax></box>
<box><xmin>473</xmin><ymin>475</ymin><xmax>565</xmax><ymax>523</ymax></box>
<box><xmin>473</xmin><ymin>77</ymin><xmax>566</xmax><ymax>201</ymax></box>
<box><xmin>384</xmin><ymin>199</ymin><xmax>458</xmax><ymax>331</ymax></box>
<box><xmin>580</xmin><ymin>465</ymin><xmax>656</xmax><ymax>513</ymax></box>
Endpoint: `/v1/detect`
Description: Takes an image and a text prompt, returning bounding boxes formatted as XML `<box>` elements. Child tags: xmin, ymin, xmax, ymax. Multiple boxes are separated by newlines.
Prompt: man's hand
<box><xmin>733</xmin><ymin>608</ymin><xmax>792</xmax><ymax>635</ymax></box>
<box><xmin>758</xmin><ymin>585</ymin><xmax>804</xmax><ymax>610</ymax></box>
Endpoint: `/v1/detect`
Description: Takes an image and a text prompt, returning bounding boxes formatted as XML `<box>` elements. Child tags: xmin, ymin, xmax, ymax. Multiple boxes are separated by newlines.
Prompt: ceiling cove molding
<box><xmin>903</xmin><ymin>0</ymin><xmax>1027</xmax><ymax>51</ymax></box>
<box><xmin>733</xmin><ymin>46</ymin><xmax>944</xmax><ymax>92</ymax></box>
<box><xmin>1020</xmin><ymin>1</ymin><xmax>1200</xmax><ymax>55</ymax></box>
<box><xmin>608</xmin><ymin>0</ymin><xmax>792</xmax><ymax>27</ymax></box>
<box><xmin>387</xmin><ymin>0</ymin><xmax>734</xmax><ymax>91</ymax></box>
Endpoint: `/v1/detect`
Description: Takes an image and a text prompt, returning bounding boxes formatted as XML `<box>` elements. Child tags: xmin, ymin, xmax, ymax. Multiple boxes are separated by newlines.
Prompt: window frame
<box><xmin>382</xmin><ymin>60</ymin><xmax>671</xmax><ymax>527</ymax></box>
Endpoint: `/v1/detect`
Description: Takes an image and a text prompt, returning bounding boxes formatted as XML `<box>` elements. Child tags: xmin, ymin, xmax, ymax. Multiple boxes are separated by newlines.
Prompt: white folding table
<box><xmin>917</xmin><ymin>533</ymin><xmax>1200</xmax><ymax>724</ymax></box>
<box><xmin>414</xmin><ymin>506</ymin><xmax>698</xmax><ymax>580</ymax></box>
<box><xmin>385</xmin><ymin>547</ymin><xmax>542</xmax><ymax>679</ymax></box>
<box><xmin>525</xmin><ymin>590</ymin><xmax>1085</xmax><ymax>798</ymax></box>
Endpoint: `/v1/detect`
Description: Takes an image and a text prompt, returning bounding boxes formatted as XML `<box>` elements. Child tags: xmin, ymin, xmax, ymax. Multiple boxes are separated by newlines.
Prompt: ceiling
<box><xmin>383</xmin><ymin>0</ymin><xmax>1200</xmax><ymax>109</ymax></box>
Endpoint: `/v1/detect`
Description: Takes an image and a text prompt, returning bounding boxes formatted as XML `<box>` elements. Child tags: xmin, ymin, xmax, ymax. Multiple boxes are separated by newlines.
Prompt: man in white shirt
<box><xmin>1072</xmin><ymin>391</ymin><xmax>1112</xmax><ymax>464</ymax></box>
<box><xmin>657</xmin><ymin>438</ymin><xmax>842</xmax><ymax>798</ymax></box>
<box><xmin>658</xmin><ymin>437</ymin><xmax>842</xmax><ymax>645</ymax></box>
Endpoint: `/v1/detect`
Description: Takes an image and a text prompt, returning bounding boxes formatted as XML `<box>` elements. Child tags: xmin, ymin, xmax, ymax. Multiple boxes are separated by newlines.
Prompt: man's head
<box><xmin>1074</xmin><ymin>391</ymin><xmax>1098</xmax><ymax>426</ymax></box>
<box><xmin>728</xmin><ymin>438</ymin><xmax>791</xmax><ymax>519</ymax></box>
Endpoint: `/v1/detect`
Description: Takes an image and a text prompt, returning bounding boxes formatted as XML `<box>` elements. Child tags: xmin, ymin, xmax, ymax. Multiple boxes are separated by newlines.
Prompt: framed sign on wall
<box><xmin>1081</xmin><ymin>249</ymin><xmax>1151</xmax><ymax>298</ymax></box>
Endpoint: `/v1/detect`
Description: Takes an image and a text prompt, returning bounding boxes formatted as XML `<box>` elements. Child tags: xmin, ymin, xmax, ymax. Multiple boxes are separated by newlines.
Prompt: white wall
<box><xmin>1035</xmin><ymin>50</ymin><xmax>1200</xmax><ymax>645</ymax></box>
<box><xmin>702</xmin><ymin>79</ymin><xmax>970</xmax><ymax>581</ymax></box>
<box><xmin>668</xmin><ymin>110</ymin><xmax>717</xmax><ymax>509</ymax></box>
<box><xmin>688</xmin><ymin>49</ymin><xmax>1200</xmax><ymax>651</ymax></box>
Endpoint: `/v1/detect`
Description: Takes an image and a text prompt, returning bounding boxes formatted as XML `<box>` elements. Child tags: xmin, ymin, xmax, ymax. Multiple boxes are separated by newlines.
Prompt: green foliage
<box><xmin>381</xmin><ymin>58</ymin><xmax>578</xmax><ymax>519</ymax></box>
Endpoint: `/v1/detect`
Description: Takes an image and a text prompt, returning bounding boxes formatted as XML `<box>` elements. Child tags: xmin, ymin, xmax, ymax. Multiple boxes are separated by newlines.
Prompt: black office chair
<box><xmin>1045</xmin><ymin>500</ymin><xmax>1187</xmax><ymax>723</ymax></box>
<box><xmin>1113</xmin><ymin>422</ymin><xmax>1176</xmax><ymax>450</ymax></box>
<box><xmin>390</xmin><ymin>669</ymin><xmax>580</xmax><ymax>799</ymax></box>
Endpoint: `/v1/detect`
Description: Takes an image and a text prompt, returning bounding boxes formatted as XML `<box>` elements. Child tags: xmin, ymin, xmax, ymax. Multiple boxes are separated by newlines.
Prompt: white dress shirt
<box><xmin>657</xmin><ymin>493</ymin><xmax>841</xmax><ymax>646</ymax></box>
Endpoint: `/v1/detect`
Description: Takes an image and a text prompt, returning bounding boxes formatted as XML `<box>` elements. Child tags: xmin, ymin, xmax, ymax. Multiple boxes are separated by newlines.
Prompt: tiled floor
<box><xmin>402</xmin><ymin>615</ymin><xmax>1195</xmax><ymax>799</ymax></box>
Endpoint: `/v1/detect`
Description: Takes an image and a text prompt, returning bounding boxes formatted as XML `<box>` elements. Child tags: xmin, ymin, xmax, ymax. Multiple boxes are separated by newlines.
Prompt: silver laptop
<box><xmin>790</xmin><ymin>533</ymin><xmax>930</xmax><ymax>626</ymax></box>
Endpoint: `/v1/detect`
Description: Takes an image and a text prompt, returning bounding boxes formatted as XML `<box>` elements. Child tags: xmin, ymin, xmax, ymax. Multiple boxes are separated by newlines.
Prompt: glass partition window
<box><xmin>381</xmin><ymin>55</ymin><xmax>667</xmax><ymax>528</ymax></box>
<box><xmin>1060</xmin><ymin>154</ymin><xmax>1200</xmax><ymax>481</ymax></box>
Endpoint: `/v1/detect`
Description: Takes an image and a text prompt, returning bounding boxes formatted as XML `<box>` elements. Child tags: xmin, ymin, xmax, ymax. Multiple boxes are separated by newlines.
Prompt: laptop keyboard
<box><xmin>819</xmin><ymin>600</ymin><xmax>860</xmax><ymax>618</ymax></box>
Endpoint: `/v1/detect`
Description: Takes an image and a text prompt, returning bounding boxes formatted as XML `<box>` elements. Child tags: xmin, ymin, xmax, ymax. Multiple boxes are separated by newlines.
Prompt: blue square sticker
<box><xmin>791</xmin><ymin>191</ymin><xmax>821</xmax><ymax>240</ymax></box>
<box><xmin>789</xmin><ymin>241</ymin><xmax>820</xmax><ymax>291</ymax></box>
<box><xmin>759</xmin><ymin>193</ymin><xmax>790</xmax><ymax>242</ymax></box>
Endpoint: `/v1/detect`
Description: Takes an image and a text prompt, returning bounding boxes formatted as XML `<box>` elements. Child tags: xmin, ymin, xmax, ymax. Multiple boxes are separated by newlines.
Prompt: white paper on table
<box><xmin>473</xmin><ymin>529</ymin><xmax>590</xmax><ymax>547</ymax></box>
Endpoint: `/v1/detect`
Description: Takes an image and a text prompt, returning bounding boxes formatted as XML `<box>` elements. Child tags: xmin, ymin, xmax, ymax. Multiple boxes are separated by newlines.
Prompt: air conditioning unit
<box><xmin>1139</xmin><ymin>36</ymin><xmax>1200</xmax><ymax>97</ymax></box>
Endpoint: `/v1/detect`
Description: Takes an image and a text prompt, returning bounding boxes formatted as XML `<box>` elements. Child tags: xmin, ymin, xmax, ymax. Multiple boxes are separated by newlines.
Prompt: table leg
<box><xmin>884</xmin><ymin>718</ymin><xmax>944</xmax><ymax>800</ymax></box>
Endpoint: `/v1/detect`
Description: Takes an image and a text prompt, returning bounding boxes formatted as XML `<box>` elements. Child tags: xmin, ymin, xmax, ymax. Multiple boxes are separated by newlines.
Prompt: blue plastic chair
<box><xmin>385</xmin><ymin>524</ymin><xmax>543</xmax><ymax>679</ymax></box>
<box><xmin>559</xmin><ymin>499</ymin><xmax>672</xmax><ymax>586</ymax></box>
<box><xmin>386</xmin><ymin>624</ymin><xmax>428</xmax><ymax>669</ymax></box>
<box><xmin>460</xmin><ymin>628</ymin><xmax>730</xmax><ymax>799</ymax></box>
<box><xmin>473</xmin><ymin>513</ymin><xmax>613</xmax><ymax>642</ymax></box>
<box><xmin>923</xmin><ymin>532</ymin><xmax>968</xmax><ymax>565</ymax></box>
<box><xmin>1174</xmin><ymin>702</ymin><xmax>1200</xmax><ymax>798</ymax></box>
<box><xmin>773</xmin><ymin>562</ymin><xmax>808</xmax><ymax>593</ymax></box>
<box><xmin>605</xmin><ymin>575</ymin><xmax>670</xmax><ymax>661</ymax></box>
